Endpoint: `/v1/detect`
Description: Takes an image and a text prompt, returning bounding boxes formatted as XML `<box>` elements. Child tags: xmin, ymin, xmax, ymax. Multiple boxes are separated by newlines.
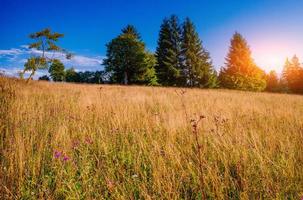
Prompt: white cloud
<box><xmin>71</xmin><ymin>55</ymin><xmax>103</xmax><ymax>66</ymax></box>
<box><xmin>18</xmin><ymin>59</ymin><xmax>28</xmax><ymax>64</ymax></box>
<box><xmin>0</xmin><ymin>67</ymin><xmax>48</xmax><ymax>79</ymax></box>
<box><xmin>0</xmin><ymin>48</ymin><xmax>24</xmax><ymax>56</ymax></box>
<box><xmin>24</xmin><ymin>47</ymin><xmax>104</xmax><ymax>69</ymax></box>
<box><xmin>0</xmin><ymin>67</ymin><xmax>23</xmax><ymax>77</ymax></box>
<box><xmin>20</xmin><ymin>45</ymin><xmax>29</xmax><ymax>49</ymax></box>
<box><xmin>0</xmin><ymin>45</ymin><xmax>105</xmax><ymax>78</ymax></box>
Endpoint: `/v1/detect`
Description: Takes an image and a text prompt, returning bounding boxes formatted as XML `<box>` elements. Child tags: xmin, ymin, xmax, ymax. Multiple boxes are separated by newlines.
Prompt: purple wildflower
<box><xmin>54</xmin><ymin>150</ymin><xmax>62</xmax><ymax>159</ymax></box>
<box><xmin>62</xmin><ymin>155</ymin><xmax>70</xmax><ymax>162</ymax></box>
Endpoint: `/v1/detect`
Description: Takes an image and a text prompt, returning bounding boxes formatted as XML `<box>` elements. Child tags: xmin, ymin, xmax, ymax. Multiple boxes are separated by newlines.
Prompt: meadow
<box><xmin>1</xmin><ymin>76</ymin><xmax>303</xmax><ymax>199</ymax></box>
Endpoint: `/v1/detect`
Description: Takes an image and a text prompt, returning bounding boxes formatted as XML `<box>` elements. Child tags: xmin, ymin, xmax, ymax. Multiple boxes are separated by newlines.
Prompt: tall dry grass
<box><xmin>0</xmin><ymin>77</ymin><xmax>303</xmax><ymax>199</ymax></box>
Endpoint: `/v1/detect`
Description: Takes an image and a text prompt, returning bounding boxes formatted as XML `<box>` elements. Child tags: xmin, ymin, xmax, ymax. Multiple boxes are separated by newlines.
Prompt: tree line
<box><xmin>39</xmin><ymin>60</ymin><xmax>106</xmax><ymax>84</ymax></box>
<box><xmin>23</xmin><ymin>15</ymin><xmax>303</xmax><ymax>93</ymax></box>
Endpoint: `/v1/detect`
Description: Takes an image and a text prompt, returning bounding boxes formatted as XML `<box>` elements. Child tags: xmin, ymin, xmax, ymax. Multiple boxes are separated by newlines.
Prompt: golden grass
<box><xmin>1</xmin><ymin>77</ymin><xmax>303</xmax><ymax>199</ymax></box>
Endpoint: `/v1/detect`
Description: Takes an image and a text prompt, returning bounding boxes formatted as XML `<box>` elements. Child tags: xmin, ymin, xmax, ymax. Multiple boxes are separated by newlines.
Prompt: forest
<box><xmin>19</xmin><ymin>15</ymin><xmax>303</xmax><ymax>94</ymax></box>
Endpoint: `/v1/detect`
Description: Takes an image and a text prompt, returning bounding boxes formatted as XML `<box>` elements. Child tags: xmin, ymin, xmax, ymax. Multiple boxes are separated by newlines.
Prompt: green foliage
<box><xmin>103</xmin><ymin>25</ymin><xmax>157</xmax><ymax>85</ymax></box>
<box><xmin>23</xmin><ymin>57</ymin><xmax>48</xmax><ymax>81</ymax></box>
<box><xmin>22</xmin><ymin>28</ymin><xmax>69</xmax><ymax>82</ymax></box>
<box><xmin>181</xmin><ymin>18</ymin><xmax>218</xmax><ymax>88</ymax></box>
<box><xmin>65</xmin><ymin>68</ymin><xmax>79</xmax><ymax>83</ymax></box>
<box><xmin>220</xmin><ymin>73</ymin><xmax>266</xmax><ymax>92</ymax></box>
<box><xmin>77</xmin><ymin>71</ymin><xmax>105</xmax><ymax>83</ymax></box>
<box><xmin>65</xmin><ymin>68</ymin><xmax>106</xmax><ymax>84</ymax></box>
<box><xmin>282</xmin><ymin>56</ymin><xmax>303</xmax><ymax>93</ymax></box>
<box><xmin>155</xmin><ymin>15</ymin><xmax>183</xmax><ymax>86</ymax></box>
<box><xmin>90</xmin><ymin>71</ymin><xmax>104</xmax><ymax>84</ymax></box>
<box><xmin>155</xmin><ymin>16</ymin><xmax>218</xmax><ymax>88</ymax></box>
<box><xmin>121</xmin><ymin>24</ymin><xmax>141</xmax><ymax>39</ymax></box>
<box><xmin>140</xmin><ymin>52</ymin><xmax>159</xmax><ymax>86</ymax></box>
<box><xmin>219</xmin><ymin>32</ymin><xmax>266</xmax><ymax>91</ymax></box>
<box><xmin>29</xmin><ymin>28</ymin><xmax>64</xmax><ymax>52</ymax></box>
<box><xmin>48</xmin><ymin>59</ymin><xmax>65</xmax><ymax>82</ymax></box>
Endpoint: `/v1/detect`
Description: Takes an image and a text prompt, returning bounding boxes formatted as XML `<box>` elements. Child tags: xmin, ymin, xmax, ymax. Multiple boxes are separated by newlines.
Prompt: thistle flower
<box><xmin>54</xmin><ymin>150</ymin><xmax>62</xmax><ymax>159</ymax></box>
<box><xmin>63</xmin><ymin>155</ymin><xmax>70</xmax><ymax>162</ymax></box>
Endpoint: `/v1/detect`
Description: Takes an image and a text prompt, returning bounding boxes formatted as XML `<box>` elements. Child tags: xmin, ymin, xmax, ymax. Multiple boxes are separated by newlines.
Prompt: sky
<box><xmin>0</xmin><ymin>0</ymin><xmax>303</xmax><ymax>78</ymax></box>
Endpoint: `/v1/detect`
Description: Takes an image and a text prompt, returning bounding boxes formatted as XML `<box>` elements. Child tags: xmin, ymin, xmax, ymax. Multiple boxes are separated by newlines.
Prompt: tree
<box><xmin>181</xmin><ymin>18</ymin><xmax>218</xmax><ymax>88</ymax></box>
<box><xmin>65</xmin><ymin>68</ymin><xmax>79</xmax><ymax>82</ymax></box>
<box><xmin>78</xmin><ymin>71</ymin><xmax>94</xmax><ymax>83</ymax></box>
<box><xmin>103</xmin><ymin>25</ymin><xmax>156</xmax><ymax>85</ymax></box>
<box><xmin>92</xmin><ymin>71</ymin><xmax>105</xmax><ymax>84</ymax></box>
<box><xmin>23</xmin><ymin>57</ymin><xmax>47</xmax><ymax>81</ymax></box>
<box><xmin>22</xmin><ymin>28</ymin><xmax>71</xmax><ymax>82</ymax></box>
<box><xmin>38</xmin><ymin>75</ymin><xmax>50</xmax><ymax>81</ymax></box>
<box><xmin>65</xmin><ymin>68</ymin><xmax>107</xmax><ymax>84</ymax></box>
<box><xmin>140</xmin><ymin>52</ymin><xmax>158</xmax><ymax>86</ymax></box>
<box><xmin>282</xmin><ymin>55</ymin><xmax>303</xmax><ymax>93</ymax></box>
<box><xmin>121</xmin><ymin>25</ymin><xmax>141</xmax><ymax>39</ymax></box>
<box><xmin>155</xmin><ymin>15</ymin><xmax>183</xmax><ymax>86</ymax></box>
<box><xmin>266</xmin><ymin>70</ymin><xmax>279</xmax><ymax>92</ymax></box>
<box><xmin>48</xmin><ymin>59</ymin><xmax>65</xmax><ymax>81</ymax></box>
<box><xmin>219</xmin><ymin>32</ymin><xmax>266</xmax><ymax>91</ymax></box>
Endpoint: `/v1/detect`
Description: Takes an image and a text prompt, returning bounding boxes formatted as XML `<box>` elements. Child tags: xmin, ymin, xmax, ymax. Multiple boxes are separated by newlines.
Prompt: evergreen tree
<box><xmin>155</xmin><ymin>15</ymin><xmax>183</xmax><ymax>86</ymax></box>
<box><xmin>141</xmin><ymin>52</ymin><xmax>158</xmax><ymax>86</ymax></box>
<box><xmin>48</xmin><ymin>59</ymin><xmax>65</xmax><ymax>81</ymax></box>
<box><xmin>103</xmin><ymin>25</ymin><xmax>156</xmax><ymax>85</ymax></box>
<box><xmin>122</xmin><ymin>25</ymin><xmax>141</xmax><ymax>39</ymax></box>
<box><xmin>282</xmin><ymin>55</ymin><xmax>303</xmax><ymax>93</ymax></box>
<box><xmin>181</xmin><ymin>18</ymin><xmax>217</xmax><ymax>88</ymax></box>
<box><xmin>219</xmin><ymin>32</ymin><xmax>266</xmax><ymax>91</ymax></box>
<box><xmin>266</xmin><ymin>70</ymin><xmax>279</xmax><ymax>92</ymax></box>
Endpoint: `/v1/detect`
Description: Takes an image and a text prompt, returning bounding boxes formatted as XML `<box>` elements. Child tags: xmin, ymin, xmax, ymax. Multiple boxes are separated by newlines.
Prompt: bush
<box><xmin>220</xmin><ymin>73</ymin><xmax>266</xmax><ymax>92</ymax></box>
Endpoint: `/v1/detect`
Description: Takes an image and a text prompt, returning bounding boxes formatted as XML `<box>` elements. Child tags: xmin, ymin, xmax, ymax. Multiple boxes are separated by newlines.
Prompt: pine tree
<box><xmin>103</xmin><ymin>25</ymin><xmax>157</xmax><ymax>85</ymax></box>
<box><xmin>219</xmin><ymin>32</ymin><xmax>266</xmax><ymax>91</ymax></box>
<box><xmin>266</xmin><ymin>70</ymin><xmax>279</xmax><ymax>92</ymax></box>
<box><xmin>282</xmin><ymin>55</ymin><xmax>303</xmax><ymax>93</ymax></box>
<box><xmin>181</xmin><ymin>18</ymin><xmax>217</xmax><ymax>88</ymax></box>
<box><xmin>141</xmin><ymin>52</ymin><xmax>159</xmax><ymax>86</ymax></box>
<box><xmin>155</xmin><ymin>15</ymin><xmax>183</xmax><ymax>86</ymax></box>
<box><xmin>48</xmin><ymin>59</ymin><xmax>65</xmax><ymax>81</ymax></box>
<box><xmin>121</xmin><ymin>25</ymin><xmax>141</xmax><ymax>39</ymax></box>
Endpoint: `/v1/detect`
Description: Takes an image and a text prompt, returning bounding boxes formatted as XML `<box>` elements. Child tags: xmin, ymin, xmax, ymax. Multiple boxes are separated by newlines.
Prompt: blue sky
<box><xmin>1</xmin><ymin>0</ymin><xmax>303</xmax><ymax>78</ymax></box>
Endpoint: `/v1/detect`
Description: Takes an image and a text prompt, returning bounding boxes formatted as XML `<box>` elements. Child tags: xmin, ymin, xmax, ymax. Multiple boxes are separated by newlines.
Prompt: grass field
<box><xmin>1</xmin><ymin>77</ymin><xmax>303</xmax><ymax>199</ymax></box>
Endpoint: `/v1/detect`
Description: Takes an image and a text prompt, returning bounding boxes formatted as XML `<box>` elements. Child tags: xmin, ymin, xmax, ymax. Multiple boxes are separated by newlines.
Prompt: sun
<box><xmin>254</xmin><ymin>52</ymin><xmax>287</xmax><ymax>73</ymax></box>
<box><xmin>265</xmin><ymin>55</ymin><xmax>283</xmax><ymax>70</ymax></box>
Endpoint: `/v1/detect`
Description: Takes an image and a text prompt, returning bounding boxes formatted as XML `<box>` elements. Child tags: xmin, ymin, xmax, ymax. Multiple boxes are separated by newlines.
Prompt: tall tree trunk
<box><xmin>124</xmin><ymin>71</ymin><xmax>128</xmax><ymax>85</ymax></box>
